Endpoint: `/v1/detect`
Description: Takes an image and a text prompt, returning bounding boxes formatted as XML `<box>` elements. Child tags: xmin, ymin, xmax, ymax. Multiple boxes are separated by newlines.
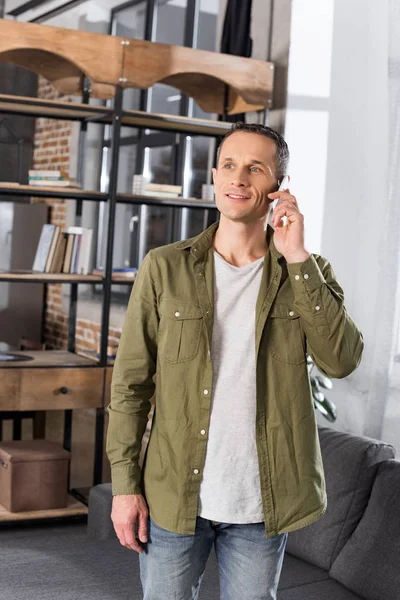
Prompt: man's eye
<box><xmin>224</xmin><ymin>163</ymin><xmax>234</xmax><ymax>169</ymax></box>
<box><xmin>250</xmin><ymin>166</ymin><xmax>261</xmax><ymax>173</ymax></box>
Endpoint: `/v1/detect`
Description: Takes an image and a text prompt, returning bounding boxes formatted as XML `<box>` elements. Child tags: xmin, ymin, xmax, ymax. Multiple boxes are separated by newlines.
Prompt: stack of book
<box><xmin>91</xmin><ymin>267</ymin><xmax>137</xmax><ymax>281</ymax></box>
<box><xmin>143</xmin><ymin>183</ymin><xmax>182</xmax><ymax>198</ymax></box>
<box><xmin>32</xmin><ymin>225</ymin><xmax>93</xmax><ymax>274</ymax></box>
<box><xmin>29</xmin><ymin>170</ymin><xmax>80</xmax><ymax>188</ymax></box>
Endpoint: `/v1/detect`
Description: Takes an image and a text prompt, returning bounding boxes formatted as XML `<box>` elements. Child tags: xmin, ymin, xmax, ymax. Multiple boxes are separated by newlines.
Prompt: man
<box><xmin>106</xmin><ymin>122</ymin><xmax>364</xmax><ymax>600</ymax></box>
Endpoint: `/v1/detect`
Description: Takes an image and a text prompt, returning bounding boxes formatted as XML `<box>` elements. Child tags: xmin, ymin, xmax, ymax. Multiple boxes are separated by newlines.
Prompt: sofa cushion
<box><xmin>330</xmin><ymin>459</ymin><xmax>400</xmax><ymax>600</ymax></box>
<box><xmin>87</xmin><ymin>483</ymin><xmax>115</xmax><ymax>541</ymax></box>
<box><xmin>279</xmin><ymin>554</ymin><xmax>329</xmax><ymax>590</ymax></box>
<box><xmin>285</xmin><ymin>426</ymin><xmax>395</xmax><ymax>570</ymax></box>
<box><xmin>279</xmin><ymin>579</ymin><xmax>363</xmax><ymax>599</ymax></box>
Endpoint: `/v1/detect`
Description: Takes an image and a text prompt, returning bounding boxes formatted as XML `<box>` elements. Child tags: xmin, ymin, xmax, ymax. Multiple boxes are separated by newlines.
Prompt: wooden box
<box><xmin>0</xmin><ymin>440</ymin><xmax>70</xmax><ymax>513</ymax></box>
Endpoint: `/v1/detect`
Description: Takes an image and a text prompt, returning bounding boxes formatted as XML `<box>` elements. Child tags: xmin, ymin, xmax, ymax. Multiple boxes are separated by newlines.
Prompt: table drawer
<box><xmin>17</xmin><ymin>367</ymin><xmax>104</xmax><ymax>410</ymax></box>
<box><xmin>0</xmin><ymin>370</ymin><xmax>20</xmax><ymax>410</ymax></box>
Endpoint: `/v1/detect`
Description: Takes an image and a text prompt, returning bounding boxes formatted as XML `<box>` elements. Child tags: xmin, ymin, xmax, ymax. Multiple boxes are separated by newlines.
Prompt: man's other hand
<box><xmin>111</xmin><ymin>494</ymin><xmax>149</xmax><ymax>553</ymax></box>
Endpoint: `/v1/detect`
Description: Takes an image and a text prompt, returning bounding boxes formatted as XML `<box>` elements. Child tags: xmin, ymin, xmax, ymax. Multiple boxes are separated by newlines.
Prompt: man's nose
<box><xmin>231</xmin><ymin>168</ymin><xmax>248</xmax><ymax>187</ymax></box>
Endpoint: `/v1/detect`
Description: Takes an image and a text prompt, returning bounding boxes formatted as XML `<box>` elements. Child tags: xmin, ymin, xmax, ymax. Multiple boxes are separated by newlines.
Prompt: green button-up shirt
<box><xmin>106</xmin><ymin>221</ymin><xmax>364</xmax><ymax>538</ymax></box>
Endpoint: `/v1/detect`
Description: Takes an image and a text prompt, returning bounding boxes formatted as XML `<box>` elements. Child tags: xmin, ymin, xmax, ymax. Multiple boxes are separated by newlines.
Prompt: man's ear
<box><xmin>212</xmin><ymin>167</ymin><xmax>217</xmax><ymax>184</ymax></box>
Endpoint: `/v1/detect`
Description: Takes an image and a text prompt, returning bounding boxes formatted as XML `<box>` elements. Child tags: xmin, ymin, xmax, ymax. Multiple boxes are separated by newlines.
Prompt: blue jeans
<box><xmin>139</xmin><ymin>516</ymin><xmax>288</xmax><ymax>600</ymax></box>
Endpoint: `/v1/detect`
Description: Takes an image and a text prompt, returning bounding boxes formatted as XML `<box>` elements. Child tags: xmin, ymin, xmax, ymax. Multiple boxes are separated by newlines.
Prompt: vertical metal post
<box><xmin>94</xmin><ymin>85</ymin><xmax>123</xmax><ymax>485</ymax></box>
<box><xmin>64</xmin><ymin>81</ymin><xmax>91</xmax><ymax>470</ymax></box>
<box><xmin>175</xmin><ymin>0</ymin><xmax>199</xmax><ymax>176</ymax></box>
<box><xmin>76</xmin><ymin>79</ymin><xmax>91</xmax><ymax>222</ymax></box>
<box><xmin>132</xmin><ymin>0</ymin><xmax>156</xmax><ymax>267</ymax></box>
<box><xmin>134</xmin><ymin>0</ymin><xmax>156</xmax><ymax>175</ymax></box>
<box><xmin>175</xmin><ymin>0</ymin><xmax>200</xmax><ymax>239</ymax></box>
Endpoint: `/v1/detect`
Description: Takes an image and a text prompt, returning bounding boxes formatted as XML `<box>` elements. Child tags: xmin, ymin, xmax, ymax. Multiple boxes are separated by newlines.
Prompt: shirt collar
<box><xmin>174</xmin><ymin>220</ymin><xmax>283</xmax><ymax>262</ymax></box>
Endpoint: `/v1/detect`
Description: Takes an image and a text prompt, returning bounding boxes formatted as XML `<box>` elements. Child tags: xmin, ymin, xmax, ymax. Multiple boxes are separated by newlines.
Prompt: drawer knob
<box><xmin>60</xmin><ymin>386</ymin><xmax>69</xmax><ymax>395</ymax></box>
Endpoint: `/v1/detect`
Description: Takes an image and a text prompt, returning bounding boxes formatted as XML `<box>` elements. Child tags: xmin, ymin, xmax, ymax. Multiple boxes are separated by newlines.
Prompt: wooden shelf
<box><xmin>0</xmin><ymin>271</ymin><xmax>137</xmax><ymax>284</ymax></box>
<box><xmin>0</xmin><ymin>20</ymin><xmax>273</xmax><ymax>112</ymax></box>
<box><xmin>0</xmin><ymin>182</ymin><xmax>106</xmax><ymax>202</ymax></box>
<box><xmin>0</xmin><ymin>182</ymin><xmax>215</xmax><ymax>209</ymax></box>
<box><xmin>117</xmin><ymin>193</ymin><xmax>215</xmax><ymax>209</ymax></box>
<box><xmin>0</xmin><ymin>93</ymin><xmax>231</xmax><ymax>136</ymax></box>
<box><xmin>0</xmin><ymin>495</ymin><xmax>88</xmax><ymax>523</ymax></box>
<box><xmin>121</xmin><ymin>109</ymin><xmax>231</xmax><ymax>136</ymax></box>
<box><xmin>0</xmin><ymin>93</ymin><xmax>112</xmax><ymax>123</ymax></box>
<box><xmin>0</xmin><ymin>271</ymin><xmax>103</xmax><ymax>283</ymax></box>
<box><xmin>0</xmin><ymin>350</ymin><xmax>99</xmax><ymax>369</ymax></box>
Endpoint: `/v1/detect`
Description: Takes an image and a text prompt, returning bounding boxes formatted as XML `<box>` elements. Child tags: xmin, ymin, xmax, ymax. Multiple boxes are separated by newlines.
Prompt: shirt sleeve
<box><xmin>286</xmin><ymin>254</ymin><xmax>364</xmax><ymax>378</ymax></box>
<box><xmin>106</xmin><ymin>251</ymin><xmax>158</xmax><ymax>495</ymax></box>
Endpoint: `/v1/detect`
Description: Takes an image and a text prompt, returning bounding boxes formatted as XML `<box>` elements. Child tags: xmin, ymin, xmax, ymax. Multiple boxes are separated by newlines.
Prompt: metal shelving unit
<box><xmin>0</xmin><ymin>85</ymin><xmax>227</xmax><ymax>499</ymax></box>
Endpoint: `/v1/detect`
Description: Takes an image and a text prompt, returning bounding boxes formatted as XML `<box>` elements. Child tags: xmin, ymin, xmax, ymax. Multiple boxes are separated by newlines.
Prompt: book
<box><xmin>45</xmin><ymin>226</ymin><xmax>61</xmax><ymax>273</ymax></box>
<box><xmin>32</xmin><ymin>224</ymin><xmax>57</xmax><ymax>272</ymax></box>
<box><xmin>67</xmin><ymin>226</ymin><xmax>93</xmax><ymax>275</ymax></box>
<box><xmin>143</xmin><ymin>191</ymin><xmax>180</xmax><ymax>198</ymax></box>
<box><xmin>49</xmin><ymin>233</ymin><xmax>67</xmax><ymax>273</ymax></box>
<box><xmin>146</xmin><ymin>183</ymin><xmax>182</xmax><ymax>194</ymax></box>
<box><xmin>92</xmin><ymin>267</ymin><xmax>137</xmax><ymax>279</ymax></box>
<box><xmin>78</xmin><ymin>228</ymin><xmax>93</xmax><ymax>275</ymax></box>
<box><xmin>70</xmin><ymin>234</ymin><xmax>82</xmax><ymax>274</ymax></box>
<box><xmin>28</xmin><ymin>180</ymin><xmax>81</xmax><ymax>188</ymax></box>
<box><xmin>62</xmin><ymin>234</ymin><xmax>75</xmax><ymax>273</ymax></box>
<box><xmin>29</xmin><ymin>176</ymin><xmax>67</xmax><ymax>181</ymax></box>
<box><xmin>29</xmin><ymin>170</ymin><xmax>69</xmax><ymax>178</ymax></box>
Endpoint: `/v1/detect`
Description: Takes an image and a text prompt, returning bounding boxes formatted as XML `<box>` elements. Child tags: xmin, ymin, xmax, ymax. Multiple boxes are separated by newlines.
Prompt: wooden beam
<box><xmin>0</xmin><ymin>19</ymin><xmax>274</xmax><ymax>112</ymax></box>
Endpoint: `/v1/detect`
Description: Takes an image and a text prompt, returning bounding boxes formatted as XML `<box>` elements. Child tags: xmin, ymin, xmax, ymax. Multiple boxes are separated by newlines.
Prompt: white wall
<box><xmin>284</xmin><ymin>0</ymin><xmax>399</xmax><ymax>449</ymax></box>
<box><xmin>285</xmin><ymin>0</ymin><xmax>334</xmax><ymax>255</ymax></box>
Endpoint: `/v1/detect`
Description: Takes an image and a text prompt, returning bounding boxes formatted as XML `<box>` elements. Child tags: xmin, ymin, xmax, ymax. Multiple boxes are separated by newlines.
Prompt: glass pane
<box><xmin>117</xmin><ymin>144</ymin><xmax>138</xmax><ymax>194</ymax></box>
<box><xmin>149</xmin><ymin>0</ymin><xmax>187</xmax><ymax>115</ymax></box>
<box><xmin>191</xmin><ymin>136</ymin><xmax>214</xmax><ymax>198</ymax></box>
<box><xmin>111</xmin><ymin>2</ymin><xmax>146</xmax><ymax>39</ymax></box>
<box><xmin>155</xmin><ymin>0</ymin><xmax>186</xmax><ymax>45</ymax></box>
<box><xmin>145</xmin><ymin>145</ymin><xmax>174</xmax><ymax>185</ymax></box>
<box><xmin>144</xmin><ymin>206</ymin><xmax>174</xmax><ymax>250</ymax></box>
<box><xmin>197</xmin><ymin>0</ymin><xmax>218</xmax><ymax>52</ymax></box>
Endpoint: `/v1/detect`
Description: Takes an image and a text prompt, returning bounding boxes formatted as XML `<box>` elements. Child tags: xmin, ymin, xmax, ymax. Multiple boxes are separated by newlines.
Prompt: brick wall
<box><xmin>35</xmin><ymin>77</ymin><xmax>122</xmax><ymax>353</ymax></box>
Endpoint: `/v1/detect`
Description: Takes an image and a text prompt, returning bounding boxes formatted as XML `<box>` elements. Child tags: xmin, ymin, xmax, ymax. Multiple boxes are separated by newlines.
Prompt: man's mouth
<box><xmin>226</xmin><ymin>193</ymin><xmax>250</xmax><ymax>200</ymax></box>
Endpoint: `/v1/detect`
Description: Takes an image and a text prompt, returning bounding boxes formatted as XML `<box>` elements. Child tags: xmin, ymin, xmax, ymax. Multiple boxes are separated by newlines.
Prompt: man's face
<box><xmin>212</xmin><ymin>131</ymin><xmax>279</xmax><ymax>224</ymax></box>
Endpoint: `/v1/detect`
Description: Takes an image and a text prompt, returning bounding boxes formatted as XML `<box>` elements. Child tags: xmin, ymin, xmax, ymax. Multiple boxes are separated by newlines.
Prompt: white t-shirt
<box><xmin>197</xmin><ymin>250</ymin><xmax>265</xmax><ymax>524</ymax></box>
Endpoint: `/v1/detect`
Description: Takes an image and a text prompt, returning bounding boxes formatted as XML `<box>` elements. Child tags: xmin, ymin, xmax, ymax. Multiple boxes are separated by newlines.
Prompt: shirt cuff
<box><xmin>111</xmin><ymin>465</ymin><xmax>143</xmax><ymax>496</ymax></box>
<box><xmin>286</xmin><ymin>254</ymin><xmax>326</xmax><ymax>294</ymax></box>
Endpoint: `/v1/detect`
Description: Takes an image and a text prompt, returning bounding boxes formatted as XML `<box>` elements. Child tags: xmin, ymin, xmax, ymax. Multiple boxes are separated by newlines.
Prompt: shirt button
<box><xmin>193</xmin><ymin>469</ymin><xmax>199</xmax><ymax>475</ymax></box>
<box><xmin>174</xmin><ymin>311</ymin><xmax>180</xmax><ymax>317</ymax></box>
<box><xmin>295</xmin><ymin>275</ymin><xmax>300</xmax><ymax>280</ymax></box>
<box><xmin>289</xmin><ymin>310</ymin><xmax>294</xmax><ymax>316</ymax></box>
<box><xmin>315</xmin><ymin>305</ymin><xmax>320</xmax><ymax>311</ymax></box>
<box><xmin>200</xmin><ymin>430</ymin><xmax>206</xmax><ymax>435</ymax></box>
<box><xmin>304</xmin><ymin>274</ymin><xmax>309</xmax><ymax>280</ymax></box>
<box><xmin>203</xmin><ymin>389</ymin><xmax>209</xmax><ymax>395</ymax></box>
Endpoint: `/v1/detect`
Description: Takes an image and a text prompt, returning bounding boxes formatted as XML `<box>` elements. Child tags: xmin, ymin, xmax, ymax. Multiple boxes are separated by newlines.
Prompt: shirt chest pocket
<box><xmin>268</xmin><ymin>303</ymin><xmax>306</xmax><ymax>365</ymax></box>
<box><xmin>158</xmin><ymin>298</ymin><xmax>203</xmax><ymax>364</ymax></box>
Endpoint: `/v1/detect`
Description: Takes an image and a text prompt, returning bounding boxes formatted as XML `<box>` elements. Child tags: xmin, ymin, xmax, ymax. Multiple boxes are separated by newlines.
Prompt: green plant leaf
<box><xmin>315</xmin><ymin>374</ymin><xmax>333</xmax><ymax>390</ymax></box>
<box><xmin>314</xmin><ymin>395</ymin><xmax>337</xmax><ymax>422</ymax></box>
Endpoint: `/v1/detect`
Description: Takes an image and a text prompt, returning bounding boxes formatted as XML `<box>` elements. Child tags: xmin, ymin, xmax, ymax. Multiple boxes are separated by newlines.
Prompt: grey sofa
<box><xmin>88</xmin><ymin>426</ymin><xmax>399</xmax><ymax>599</ymax></box>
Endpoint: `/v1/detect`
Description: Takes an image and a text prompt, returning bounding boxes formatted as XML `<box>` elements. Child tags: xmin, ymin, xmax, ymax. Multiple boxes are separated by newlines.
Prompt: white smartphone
<box><xmin>269</xmin><ymin>175</ymin><xmax>290</xmax><ymax>227</ymax></box>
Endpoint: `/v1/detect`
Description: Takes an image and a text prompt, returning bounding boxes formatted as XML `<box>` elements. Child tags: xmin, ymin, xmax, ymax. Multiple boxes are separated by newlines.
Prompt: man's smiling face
<box><xmin>212</xmin><ymin>131</ymin><xmax>279</xmax><ymax>224</ymax></box>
